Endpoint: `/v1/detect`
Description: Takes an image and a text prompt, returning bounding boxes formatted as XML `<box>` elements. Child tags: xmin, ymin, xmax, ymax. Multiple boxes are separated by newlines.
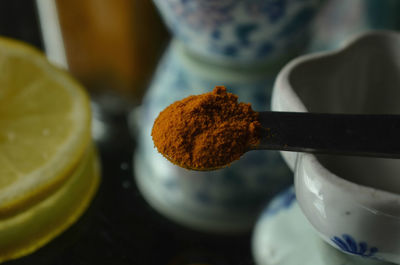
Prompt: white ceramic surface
<box><xmin>271</xmin><ymin>31</ymin><xmax>400</xmax><ymax>264</ymax></box>
<box><xmin>252</xmin><ymin>186</ymin><xmax>389</xmax><ymax>265</ymax></box>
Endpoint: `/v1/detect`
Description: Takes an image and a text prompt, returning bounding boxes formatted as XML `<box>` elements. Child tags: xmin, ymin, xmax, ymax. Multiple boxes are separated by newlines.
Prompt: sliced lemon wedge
<box><xmin>0</xmin><ymin>37</ymin><xmax>92</xmax><ymax>217</ymax></box>
<box><xmin>0</xmin><ymin>37</ymin><xmax>100</xmax><ymax>262</ymax></box>
<box><xmin>0</xmin><ymin>144</ymin><xmax>100</xmax><ymax>262</ymax></box>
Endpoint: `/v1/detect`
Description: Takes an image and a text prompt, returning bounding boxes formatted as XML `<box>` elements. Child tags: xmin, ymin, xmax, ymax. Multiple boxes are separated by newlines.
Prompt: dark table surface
<box><xmin>1</xmin><ymin>2</ymin><xmax>254</xmax><ymax>265</ymax></box>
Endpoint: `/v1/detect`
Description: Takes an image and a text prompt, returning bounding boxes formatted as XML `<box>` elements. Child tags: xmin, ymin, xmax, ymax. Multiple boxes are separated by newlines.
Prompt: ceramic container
<box><xmin>252</xmin><ymin>186</ymin><xmax>388</xmax><ymax>265</ymax></box>
<box><xmin>365</xmin><ymin>0</ymin><xmax>400</xmax><ymax>30</ymax></box>
<box><xmin>132</xmin><ymin>40</ymin><xmax>292</xmax><ymax>234</ymax></box>
<box><xmin>152</xmin><ymin>0</ymin><xmax>323</xmax><ymax>65</ymax></box>
<box><xmin>271</xmin><ymin>31</ymin><xmax>400</xmax><ymax>263</ymax></box>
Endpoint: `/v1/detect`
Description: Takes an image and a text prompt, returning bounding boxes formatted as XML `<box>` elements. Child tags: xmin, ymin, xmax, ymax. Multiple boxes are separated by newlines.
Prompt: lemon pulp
<box><xmin>0</xmin><ymin>37</ymin><xmax>91</xmax><ymax>216</ymax></box>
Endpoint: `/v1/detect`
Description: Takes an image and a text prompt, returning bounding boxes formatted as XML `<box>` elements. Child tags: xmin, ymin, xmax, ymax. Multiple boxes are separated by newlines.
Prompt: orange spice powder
<box><xmin>151</xmin><ymin>86</ymin><xmax>261</xmax><ymax>170</ymax></box>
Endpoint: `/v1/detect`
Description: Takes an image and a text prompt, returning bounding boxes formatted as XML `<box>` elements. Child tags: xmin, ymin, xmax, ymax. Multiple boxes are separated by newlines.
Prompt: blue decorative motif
<box><xmin>245</xmin><ymin>0</ymin><xmax>287</xmax><ymax>23</ymax></box>
<box><xmin>236</xmin><ymin>23</ymin><xmax>259</xmax><ymax>47</ymax></box>
<box><xmin>153</xmin><ymin>0</ymin><xmax>322</xmax><ymax>62</ymax></box>
<box><xmin>331</xmin><ymin>234</ymin><xmax>379</xmax><ymax>258</ymax></box>
<box><xmin>263</xmin><ymin>186</ymin><xmax>296</xmax><ymax>217</ymax></box>
<box><xmin>257</xmin><ymin>42</ymin><xmax>274</xmax><ymax>57</ymax></box>
<box><xmin>162</xmin><ymin>0</ymin><xmax>237</xmax><ymax>29</ymax></box>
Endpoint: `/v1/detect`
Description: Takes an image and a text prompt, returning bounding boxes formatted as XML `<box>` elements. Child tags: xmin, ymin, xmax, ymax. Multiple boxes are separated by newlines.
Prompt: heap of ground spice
<box><xmin>151</xmin><ymin>86</ymin><xmax>261</xmax><ymax>170</ymax></box>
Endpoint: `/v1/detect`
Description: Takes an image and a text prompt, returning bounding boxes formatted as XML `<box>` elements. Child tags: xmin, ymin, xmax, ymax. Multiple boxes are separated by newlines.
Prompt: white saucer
<box><xmin>252</xmin><ymin>187</ymin><xmax>390</xmax><ymax>265</ymax></box>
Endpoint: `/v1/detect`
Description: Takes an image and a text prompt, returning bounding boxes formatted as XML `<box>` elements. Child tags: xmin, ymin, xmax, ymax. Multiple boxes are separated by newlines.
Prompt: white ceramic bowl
<box><xmin>271</xmin><ymin>30</ymin><xmax>400</xmax><ymax>264</ymax></box>
<box><xmin>252</xmin><ymin>186</ymin><xmax>388</xmax><ymax>265</ymax></box>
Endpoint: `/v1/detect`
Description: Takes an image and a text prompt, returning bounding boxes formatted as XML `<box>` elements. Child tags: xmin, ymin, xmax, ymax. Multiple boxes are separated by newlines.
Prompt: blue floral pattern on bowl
<box><xmin>331</xmin><ymin>234</ymin><xmax>379</xmax><ymax>259</ymax></box>
<box><xmin>262</xmin><ymin>186</ymin><xmax>296</xmax><ymax>218</ymax></box>
<box><xmin>152</xmin><ymin>0</ymin><xmax>323</xmax><ymax>64</ymax></box>
<box><xmin>252</xmin><ymin>188</ymin><xmax>389</xmax><ymax>265</ymax></box>
<box><xmin>132</xmin><ymin>41</ymin><xmax>293</xmax><ymax>233</ymax></box>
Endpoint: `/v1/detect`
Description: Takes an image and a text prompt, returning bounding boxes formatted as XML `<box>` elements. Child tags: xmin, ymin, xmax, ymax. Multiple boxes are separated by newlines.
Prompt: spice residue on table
<box><xmin>151</xmin><ymin>86</ymin><xmax>261</xmax><ymax>170</ymax></box>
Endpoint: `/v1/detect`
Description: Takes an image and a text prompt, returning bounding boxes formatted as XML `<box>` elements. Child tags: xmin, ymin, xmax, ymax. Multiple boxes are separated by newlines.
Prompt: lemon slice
<box><xmin>0</xmin><ymin>144</ymin><xmax>100</xmax><ymax>262</ymax></box>
<box><xmin>0</xmin><ymin>37</ymin><xmax>91</xmax><ymax>216</ymax></box>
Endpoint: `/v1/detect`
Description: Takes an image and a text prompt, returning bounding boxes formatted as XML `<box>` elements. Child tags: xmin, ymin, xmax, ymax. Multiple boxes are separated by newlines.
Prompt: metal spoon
<box><xmin>254</xmin><ymin>111</ymin><xmax>400</xmax><ymax>158</ymax></box>
<box><xmin>162</xmin><ymin>111</ymin><xmax>400</xmax><ymax>171</ymax></box>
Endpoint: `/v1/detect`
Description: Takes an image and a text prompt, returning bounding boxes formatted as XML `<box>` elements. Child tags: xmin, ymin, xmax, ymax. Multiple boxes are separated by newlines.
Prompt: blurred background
<box><xmin>0</xmin><ymin>0</ymin><xmax>399</xmax><ymax>264</ymax></box>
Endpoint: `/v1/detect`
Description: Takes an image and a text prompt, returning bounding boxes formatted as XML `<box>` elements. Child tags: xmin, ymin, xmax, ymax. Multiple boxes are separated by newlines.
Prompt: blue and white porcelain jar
<box><xmin>130</xmin><ymin>0</ymin><xmax>327</xmax><ymax>234</ymax></box>
<box><xmin>152</xmin><ymin>0</ymin><xmax>324</xmax><ymax>65</ymax></box>
<box><xmin>132</xmin><ymin>40</ymin><xmax>292</xmax><ymax>233</ymax></box>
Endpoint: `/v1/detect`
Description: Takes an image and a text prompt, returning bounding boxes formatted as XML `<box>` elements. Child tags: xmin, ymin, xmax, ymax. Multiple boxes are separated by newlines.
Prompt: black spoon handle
<box><xmin>256</xmin><ymin>111</ymin><xmax>400</xmax><ymax>158</ymax></box>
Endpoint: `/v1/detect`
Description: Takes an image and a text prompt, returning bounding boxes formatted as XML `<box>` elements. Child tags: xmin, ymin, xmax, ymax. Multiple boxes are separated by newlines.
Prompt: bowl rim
<box><xmin>273</xmin><ymin>30</ymin><xmax>400</xmax><ymax>206</ymax></box>
<box><xmin>296</xmin><ymin>153</ymin><xmax>400</xmax><ymax>208</ymax></box>
<box><xmin>274</xmin><ymin>30</ymin><xmax>400</xmax><ymax>114</ymax></box>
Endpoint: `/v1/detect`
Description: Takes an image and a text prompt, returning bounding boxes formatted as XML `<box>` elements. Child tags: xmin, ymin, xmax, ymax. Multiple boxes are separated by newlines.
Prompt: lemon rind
<box><xmin>0</xmin><ymin>144</ymin><xmax>100</xmax><ymax>263</ymax></box>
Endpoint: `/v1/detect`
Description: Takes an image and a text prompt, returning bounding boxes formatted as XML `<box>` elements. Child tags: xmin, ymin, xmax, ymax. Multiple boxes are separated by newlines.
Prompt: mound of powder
<box><xmin>151</xmin><ymin>86</ymin><xmax>261</xmax><ymax>170</ymax></box>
